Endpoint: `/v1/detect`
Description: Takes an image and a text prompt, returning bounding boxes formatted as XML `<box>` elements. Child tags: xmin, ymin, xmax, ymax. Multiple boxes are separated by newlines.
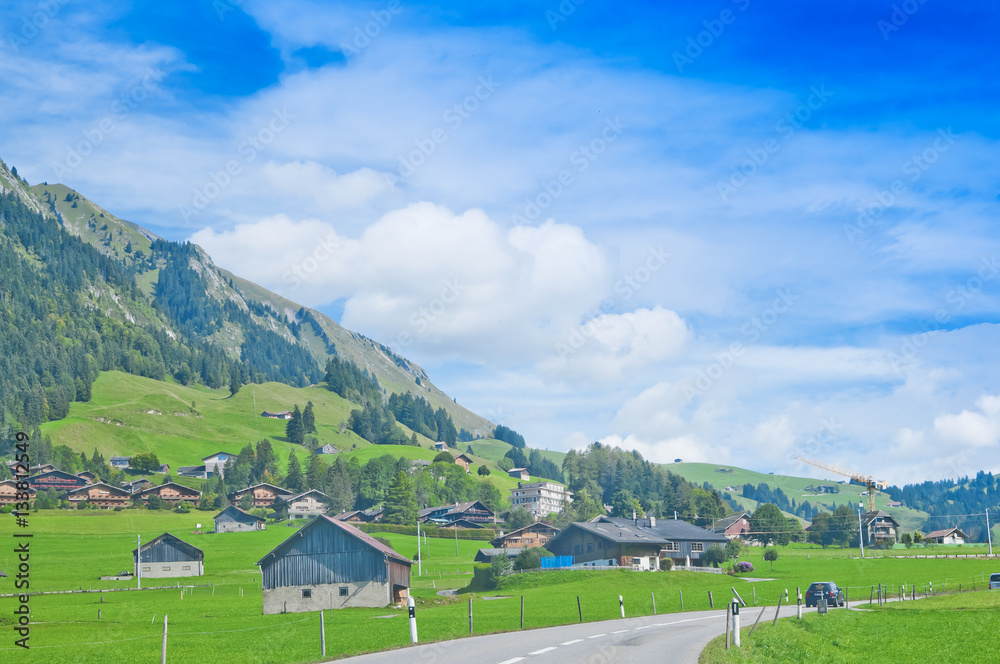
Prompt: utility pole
<box><xmin>857</xmin><ymin>504</ymin><xmax>865</xmax><ymax>558</ymax></box>
<box><xmin>988</xmin><ymin>508</ymin><xmax>994</xmax><ymax>556</ymax></box>
<box><xmin>137</xmin><ymin>534</ymin><xmax>142</xmax><ymax>589</ymax></box>
<box><xmin>417</xmin><ymin>520</ymin><xmax>422</xmax><ymax>576</ymax></box>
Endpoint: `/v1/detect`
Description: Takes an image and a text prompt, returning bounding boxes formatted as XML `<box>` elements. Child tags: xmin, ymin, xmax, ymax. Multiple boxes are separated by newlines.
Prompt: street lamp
<box><xmin>857</xmin><ymin>502</ymin><xmax>865</xmax><ymax>558</ymax></box>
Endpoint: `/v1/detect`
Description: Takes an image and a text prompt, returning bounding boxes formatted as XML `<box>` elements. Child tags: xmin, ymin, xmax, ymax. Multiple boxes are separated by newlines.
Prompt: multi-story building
<box><xmin>509</xmin><ymin>481</ymin><xmax>572</xmax><ymax>518</ymax></box>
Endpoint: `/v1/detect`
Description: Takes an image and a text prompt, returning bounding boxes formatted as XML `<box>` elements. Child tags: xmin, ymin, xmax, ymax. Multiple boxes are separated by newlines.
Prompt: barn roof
<box><xmin>232</xmin><ymin>482</ymin><xmax>293</xmax><ymax>496</ymax></box>
<box><xmin>132</xmin><ymin>533</ymin><xmax>204</xmax><ymax>561</ymax></box>
<box><xmin>63</xmin><ymin>482</ymin><xmax>131</xmax><ymax>496</ymax></box>
<box><xmin>925</xmin><ymin>527</ymin><xmax>967</xmax><ymax>539</ymax></box>
<box><xmin>27</xmin><ymin>469</ymin><xmax>83</xmax><ymax>482</ymax></box>
<box><xmin>214</xmin><ymin>505</ymin><xmax>265</xmax><ymax>523</ymax></box>
<box><xmin>256</xmin><ymin>515</ymin><xmax>411</xmax><ymax>566</ymax></box>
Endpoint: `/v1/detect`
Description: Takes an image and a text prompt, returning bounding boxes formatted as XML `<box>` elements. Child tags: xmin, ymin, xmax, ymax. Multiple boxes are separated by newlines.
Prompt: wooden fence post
<box><xmin>320</xmin><ymin>611</ymin><xmax>326</xmax><ymax>656</ymax></box>
<box><xmin>651</xmin><ymin>592</ymin><xmax>657</xmax><ymax>614</ymax></box>
<box><xmin>708</xmin><ymin>591</ymin><xmax>713</xmax><ymax>608</ymax></box>
<box><xmin>577</xmin><ymin>595</ymin><xmax>582</xmax><ymax>622</ymax></box>
<box><xmin>469</xmin><ymin>597</ymin><xmax>473</xmax><ymax>634</ymax></box>
<box><xmin>161</xmin><ymin>615</ymin><xmax>168</xmax><ymax>664</ymax></box>
<box><xmin>679</xmin><ymin>589</ymin><xmax>684</xmax><ymax>610</ymax></box>
<box><xmin>520</xmin><ymin>595</ymin><xmax>524</xmax><ymax>629</ymax></box>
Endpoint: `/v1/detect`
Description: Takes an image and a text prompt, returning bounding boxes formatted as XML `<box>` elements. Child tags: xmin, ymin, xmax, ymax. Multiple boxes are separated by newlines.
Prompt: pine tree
<box><xmin>382</xmin><ymin>471</ymin><xmax>417</xmax><ymax>525</ymax></box>
<box><xmin>286</xmin><ymin>405</ymin><xmax>304</xmax><ymax>445</ymax></box>
<box><xmin>306</xmin><ymin>453</ymin><xmax>325</xmax><ymax>491</ymax></box>
<box><xmin>229</xmin><ymin>365</ymin><xmax>241</xmax><ymax>396</ymax></box>
<box><xmin>285</xmin><ymin>450</ymin><xmax>304</xmax><ymax>492</ymax></box>
<box><xmin>303</xmin><ymin>401</ymin><xmax>316</xmax><ymax>434</ymax></box>
<box><xmin>253</xmin><ymin>439</ymin><xmax>277</xmax><ymax>481</ymax></box>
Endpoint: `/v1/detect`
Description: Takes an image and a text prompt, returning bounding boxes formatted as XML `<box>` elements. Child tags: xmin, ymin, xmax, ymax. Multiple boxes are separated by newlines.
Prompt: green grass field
<box><xmin>699</xmin><ymin>590</ymin><xmax>1000</xmax><ymax>663</ymax></box>
<box><xmin>7</xmin><ymin>509</ymin><xmax>1000</xmax><ymax>663</ymax></box>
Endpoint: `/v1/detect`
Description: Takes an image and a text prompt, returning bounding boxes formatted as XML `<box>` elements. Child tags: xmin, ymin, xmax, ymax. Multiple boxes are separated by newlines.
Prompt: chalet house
<box><xmin>229</xmin><ymin>483</ymin><xmax>293</xmax><ymax>508</ymax></box>
<box><xmin>76</xmin><ymin>471</ymin><xmax>98</xmax><ymax>483</ymax></box>
<box><xmin>924</xmin><ymin>527</ymin><xmax>968</xmax><ymax>545</ymax></box>
<box><xmin>63</xmin><ymin>482</ymin><xmax>131</xmax><ymax>509</ymax></box>
<box><xmin>109</xmin><ymin>457</ymin><xmax>131</xmax><ymax>469</ymax></box>
<box><xmin>28</xmin><ymin>463</ymin><xmax>57</xmax><ymax>474</ymax></box>
<box><xmin>453</xmin><ymin>454</ymin><xmax>473</xmax><ymax>473</ymax></box>
<box><xmin>861</xmin><ymin>510</ymin><xmax>900</xmax><ymax>546</ymax></box>
<box><xmin>508</xmin><ymin>468</ymin><xmax>530</xmax><ymax>481</ymax></box>
<box><xmin>257</xmin><ymin>515</ymin><xmax>412</xmax><ymax>613</ymax></box>
<box><xmin>134</xmin><ymin>533</ymin><xmax>204</xmax><ymax>578</ymax></box>
<box><xmin>138</xmin><ymin>482</ymin><xmax>201</xmax><ymax>504</ymax></box>
<box><xmin>177</xmin><ymin>465</ymin><xmax>208</xmax><ymax>478</ymax></box>
<box><xmin>492</xmin><ymin>522</ymin><xmax>560</xmax><ymax>549</ymax></box>
<box><xmin>214</xmin><ymin>505</ymin><xmax>266</xmax><ymax>533</ymax></box>
<box><xmin>418</xmin><ymin>500</ymin><xmax>495</xmax><ymax>525</ymax></box>
<box><xmin>202</xmin><ymin>452</ymin><xmax>235</xmax><ymax>478</ymax></box>
<box><xmin>158</xmin><ymin>464</ymin><xmax>170</xmax><ymax>474</ymax></box>
<box><xmin>438</xmin><ymin>518</ymin><xmax>483</xmax><ymax>529</ymax></box>
<box><xmin>315</xmin><ymin>444</ymin><xmax>338</xmax><ymax>455</ymax></box>
<box><xmin>886</xmin><ymin>501</ymin><xmax>903</xmax><ymax>508</ymax></box>
<box><xmin>333</xmin><ymin>508</ymin><xmax>384</xmax><ymax>523</ymax></box>
<box><xmin>27</xmin><ymin>470</ymin><xmax>88</xmax><ymax>492</ymax></box>
<box><xmin>546</xmin><ymin>516</ymin><xmax>729</xmax><ymax>570</ymax></box>
<box><xmin>261</xmin><ymin>411</ymin><xmax>292</xmax><ymax>420</ymax></box>
<box><xmin>276</xmin><ymin>489</ymin><xmax>333</xmax><ymax>519</ymax></box>
<box><xmin>0</xmin><ymin>479</ymin><xmax>34</xmax><ymax>506</ymax></box>
<box><xmin>713</xmin><ymin>513</ymin><xmax>752</xmax><ymax>540</ymax></box>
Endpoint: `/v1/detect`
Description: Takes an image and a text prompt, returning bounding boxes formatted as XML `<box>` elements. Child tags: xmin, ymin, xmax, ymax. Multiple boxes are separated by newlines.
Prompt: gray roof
<box><xmin>256</xmin><ymin>515</ymin><xmax>411</xmax><ymax>566</ymax></box>
<box><xmin>553</xmin><ymin>516</ymin><xmax>728</xmax><ymax>548</ymax></box>
<box><xmin>214</xmin><ymin>505</ymin><xmax>265</xmax><ymax>523</ymax></box>
<box><xmin>474</xmin><ymin>548</ymin><xmax>524</xmax><ymax>562</ymax></box>
<box><xmin>418</xmin><ymin>500</ymin><xmax>491</xmax><ymax>518</ymax></box>
<box><xmin>713</xmin><ymin>513</ymin><xmax>750</xmax><ymax>533</ymax></box>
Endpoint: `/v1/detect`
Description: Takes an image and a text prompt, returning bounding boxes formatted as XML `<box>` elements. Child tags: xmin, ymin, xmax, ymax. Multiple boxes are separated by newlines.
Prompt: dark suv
<box><xmin>805</xmin><ymin>582</ymin><xmax>845</xmax><ymax>607</ymax></box>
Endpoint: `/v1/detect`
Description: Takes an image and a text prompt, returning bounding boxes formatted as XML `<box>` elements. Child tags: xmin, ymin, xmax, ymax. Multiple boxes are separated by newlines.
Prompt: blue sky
<box><xmin>2</xmin><ymin>0</ymin><xmax>999</xmax><ymax>483</ymax></box>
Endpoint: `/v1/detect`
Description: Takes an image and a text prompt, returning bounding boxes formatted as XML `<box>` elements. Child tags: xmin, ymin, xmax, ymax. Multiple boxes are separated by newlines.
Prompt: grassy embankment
<box><xmin>699</xmin><ymin>590</ymin><xmax>1000</xmax><ymax>663</ymax></box>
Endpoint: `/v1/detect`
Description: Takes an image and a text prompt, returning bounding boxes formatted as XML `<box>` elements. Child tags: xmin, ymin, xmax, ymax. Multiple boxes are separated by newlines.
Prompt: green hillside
<box><xmin>668</xmin><ymin>462</ymin><xmax>929</xmax><ymax>532</ymax></box>
<box><xmin>39</xmin><ymin>371</ymin><xmax>560</xmax><ymax>497</ymax></box>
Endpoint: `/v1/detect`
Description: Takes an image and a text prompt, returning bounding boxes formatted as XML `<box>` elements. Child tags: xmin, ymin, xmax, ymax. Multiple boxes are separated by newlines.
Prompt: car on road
<box><xmin>990</xmin><ymin>573</ymin><xmax>1000</xmax><ymax>590</ymax></box>
<box><xmin>805</xmin><ymin>581</ymin><xmax>845</xmax><ymax>607</ymax></box>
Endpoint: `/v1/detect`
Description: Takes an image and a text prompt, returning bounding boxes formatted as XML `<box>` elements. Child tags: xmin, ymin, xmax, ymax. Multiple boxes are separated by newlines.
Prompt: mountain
<box><xmin>0</xmin><ymin>157</ymin><xmax>491</xmax><ymax>438</ymax></box>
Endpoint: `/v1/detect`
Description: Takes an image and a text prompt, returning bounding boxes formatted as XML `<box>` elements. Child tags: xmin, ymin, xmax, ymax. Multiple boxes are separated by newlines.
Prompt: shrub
<box><xmin>660</xmin><ymin>558</ymin><xmax>673</xmax><ymax>571</ymax></box>
<box><xmin>489</xmin><ymin>552</ymin><xmax>513</xmax><ymax>588</ymax></box>
<box><xmin>736</xmin><ymin>561</ymin><xmax>754</xmax><ymax>573</ymax></box>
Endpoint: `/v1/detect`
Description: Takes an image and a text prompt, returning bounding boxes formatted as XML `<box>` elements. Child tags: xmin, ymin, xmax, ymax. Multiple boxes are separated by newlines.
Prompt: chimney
<box><xmin>632</xmin><ymin>509</ymin><xmax>637</xmax><ymax>525</ymax></box>
<box><xmin>650</xmin><ymin>516</ymin><xmax>656</xmax><ymax>528</ymax></box>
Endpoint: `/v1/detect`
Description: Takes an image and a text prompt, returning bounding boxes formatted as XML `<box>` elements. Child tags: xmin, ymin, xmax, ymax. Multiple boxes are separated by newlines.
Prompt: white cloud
<box><xmin>261</xmin><ymin>161</ymin><xmax>388</xmax><ymax>208</ymax></box>
<box><xmin>934</xmin><ymin>394</ymin><xmax>1000</xmax><ymax>448</ymax></box>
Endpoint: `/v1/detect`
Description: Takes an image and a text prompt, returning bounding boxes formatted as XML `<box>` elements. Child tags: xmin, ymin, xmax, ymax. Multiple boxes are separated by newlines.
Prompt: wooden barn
<box><xmin>256</xmin><ymin>515</ymin><xmax>411</xmax><ymax>614</ymax></box>
<box><xmin>0</xmin><ymin>479</ymin><xmax>34</xmax><ymax>506</ymax></box>
<box><xmin>138</xmin><ymin>482</ymin><xmax>201</xmax><ymax>505</ymax></box>
<box><xmin>214</xmin><ymin>505</ymin><xmax>266</xmax><ymax>533</ymax></box>
<box><xmin>134</xmin><ymin>533</ymin><xmax>204</xmax><ymax>578</ymax></box>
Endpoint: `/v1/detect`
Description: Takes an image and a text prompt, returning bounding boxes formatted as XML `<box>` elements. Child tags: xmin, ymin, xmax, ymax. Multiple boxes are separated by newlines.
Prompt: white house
<box><xmin>924</xmin><ymin>527</ymin><xmax>968</xmax><ymax>545</ymax></box>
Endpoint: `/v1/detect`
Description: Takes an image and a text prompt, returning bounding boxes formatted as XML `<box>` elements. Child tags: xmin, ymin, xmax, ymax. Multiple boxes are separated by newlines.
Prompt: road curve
<box><xmin>327</xmin><ymin>602</ymin><xmax>818</xmax><ymax>664</ymax></box>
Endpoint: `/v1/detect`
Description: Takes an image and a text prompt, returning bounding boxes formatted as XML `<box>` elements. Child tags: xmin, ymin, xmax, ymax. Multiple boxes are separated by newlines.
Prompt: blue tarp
<box><xmin>540</xmin><ymin>555</ymin><xmax>573</xmax><ymax>568</ymax></box>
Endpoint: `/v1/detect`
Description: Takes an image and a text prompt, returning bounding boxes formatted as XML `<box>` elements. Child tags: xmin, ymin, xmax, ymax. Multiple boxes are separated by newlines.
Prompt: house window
<box><xmin>162</xmin><ymin>566</ymin><xmax>171</xmax><ymax>571</ymax></box>
<box><xmin>632</xmin><ymin>557</ymin><xmax>641</xmax><ymax>566</ymax></box>
<box><xmin>339</xmin><ymin>587</ymin><xmax>348</xmax><ymax>597</ymax></box>
<box><xmin>301</xmin><ymin>589</ymin><xmax>312</xmax><ymax>599</ymax></box>
<box><xmin>574</xmin><ymin>544</ymin><xmax>582</xmax><ymax>554</ymax></box>
<box><xmin>586</xmin><ymin>542</ymin><xmax>593</xmax><ymax>553</ymax></box>
<box><xmin>691</xmin><ymin>543</ymin><xmax>704</xmax><ymax>552</ymax></box>
<box><xmin>664</xmin><ymin>542</ymin><xmax>678</xmax><ymax>552</ymax></box>
<box><xmin>182</xmin><ymin>566</ymin><xmax>191</xmax><ymax>570</ymax></box>
<box><xmin>142</xmin><ymin>566</ymin><xmax>151</xmax><ymax>572</ymax></box>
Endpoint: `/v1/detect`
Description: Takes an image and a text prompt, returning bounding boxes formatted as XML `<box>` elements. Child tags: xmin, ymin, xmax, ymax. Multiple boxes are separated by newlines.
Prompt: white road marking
<box><xmin>528</xmin><ymin>647</ymin><xmax>557</xmax><ymax>655</ymax></box>
<box><xmin>560</xmin><ymin>639</ymin><xmax>583</xmax><ymax>645</ymax></box>
<box><xmin>587</xmin><ymin>633</ymin><xmax>606</xmax><ymax>639</ymax></box>
<box><xmin>497</xmin><ymin>659</ymin><xmax>524</xmax><ymax>664</ymax></box>
<box><xmin>611</xmin><ymin>629</ymin><xmax>630</xmax><ymax>633</ymax></box>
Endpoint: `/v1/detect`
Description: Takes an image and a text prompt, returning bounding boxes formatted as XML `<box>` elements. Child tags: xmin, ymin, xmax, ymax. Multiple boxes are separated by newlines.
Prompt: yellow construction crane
<box><xmin>794</xmin><ymin>457</ymin><xmax>888</xmax><ymax>512</ymax></box>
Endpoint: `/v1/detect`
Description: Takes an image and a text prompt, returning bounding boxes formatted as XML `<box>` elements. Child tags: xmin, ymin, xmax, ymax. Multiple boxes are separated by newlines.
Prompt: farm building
<box><xmin>230</xmin><ymin>483</ymin><xmax>293</xmax><ymax>508</ymax></box>
<box><xmin>315</xmin><ymin>444</ymin><xmax>338</xmax><ymax>455</ymax></box>
<box><xmin>453</xmin><ymin>453</ymin><xmax>473</xmax><ymax>472</ymax></box>
<box><xmin>547</xmin><ymin>515</ymin><xmax>728</xmax><ymax>570</ymax></box>
<box><xmin>508</xmin><ymin>468</ymin><xmax>530</xmax><ymax>481</ymax></box>
<box><xmin>63</xmin><ymin>483</ymin><xmax>131</xmax><ymax>509</ymax></box>
<box><xmin>474</xmin><ymin>547</ymin><xmax>523</xmax><ymax>563</ymax></box>
<box><xmin>261</xmin><ymin>411</ymin><xmax>292</xmax><ymax>419</ymax></box>
<box><xmin>276</xmin><ymin>489</ymin><xmax>333</xmax><ymax>519</ymax></box>
<box><xmin>713</xmin><ymin>512</ymin><xmax>752</xmax><ymax>540</ymax></box>
<box><xmin>26</xmin><ymin>470</ymin><xmax>88</xmax><ymax>492</ymax></box>
<box><xmin>861</xmin><ymin>510</ymin><xmax>900</xmax><ymax>546</ymax></box>
<box><xmin>134</xmin><ymin>533</ymin><xmax>204</xmax><ymax>578</ymax></box>
<box><xmin>333</xmin><ymin>508</ymin><xmax>384</xmax><ymax>523</ymax></box>
<box><xmin>137</xmin><ymin>482</ymin><xmax>201</xmax><ymax>504</ymax></box>
<box><xmin>433</xmin><ymin>442</ymin><xmax>449</xmax><ymax>451</ymax></box>
<box><xmin>0</xmin><ymin>480</ymin><xmax>34</xmax><ymax>506</ymax></box>
<box><xmin>924</xmin><ymin>527</ymin><xmax>968</xmax><ymax>545</ymax></box>
<box><xmin>256</xmin><ymin>515</ymin><xmax>412</xmax><ymax>613</ymax></box>
<box><xmin>109</xmin><ymin>457</ymin><xmax>130</xmax><ymax>469</ymax></box>
<box><xmin>492</xmin><ymin>522</ymin><xmax>560</xmax><ymax>549</ymax></box>
<box><xmin>418</xmin><ymin>500</ymin><xmax>495</xmax><ymax>525</ymax></box>
<box><xmin>214</xmin><ymin>505</ymin><xmax>266</xmax><ymax>533</ymax></box>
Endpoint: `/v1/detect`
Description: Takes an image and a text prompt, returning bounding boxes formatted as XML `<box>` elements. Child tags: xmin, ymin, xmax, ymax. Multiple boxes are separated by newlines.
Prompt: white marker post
<box><xmin>731</xmin><ymin>600</ymin><xmax>740</xmax><ymax>647</ymax></box>
<box><xmin>797</xmin><ymin>590</ymin><xmax>802</xmax><ymax>620</ymax></box>
<box><xmin>408</xmin><ymin>595</ymin><xmax>418</xmax><ymax>643</ymax></box>
<box><xmin>619</xmin><ymin>595</ymin><xmax>625</xmax><ymax>618</ymax></box>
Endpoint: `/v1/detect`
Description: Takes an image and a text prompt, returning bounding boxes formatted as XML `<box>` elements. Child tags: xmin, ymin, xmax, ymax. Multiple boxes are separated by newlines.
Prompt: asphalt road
<box><xmin>328</xmin><ymin>601</ymin><xmax>817</xmax><ymax>664</ymax></box>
